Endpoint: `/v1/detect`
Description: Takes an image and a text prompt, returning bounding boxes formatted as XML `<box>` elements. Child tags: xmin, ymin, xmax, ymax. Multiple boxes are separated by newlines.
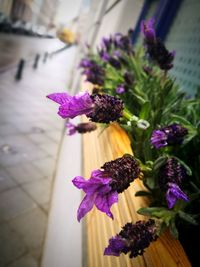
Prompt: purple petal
<box><xmin>57</xmin><ymin>91</ymin><xmax>93</xmax><ymax>119</ymax></box>
<box><xmin>116</xmin><ymin>85</ymin><xmax>125</xmax><ymax>94</ymax></box>
<box><xmin>95</xmin><ymin>191</ymin><xmax>118</xmax><ymax>219</ymax></box>
<box><xmin>46</xmin><ymin>93</ymin><xmax>71</xmax><ymax>104</ymax></box>
<box><xmin>72</xmin><ymin>176</ymin><xmax>87</xmax><ymax>189</ymax></box>
<box><xmin>104</xmin><ymin>236</ymin><xmax>125</xmax><ymax>256</ymax></box>
<box><xmin>166</xmin><ymin>183</ymin><xmax>189</xmax><ymax>209</ymax></box>
<box><xmin>77</xmin><ymin>194</ymin><xmax>96</xmax><ymax>222</ymax></box>
<box><xmin>66</xmin><ymin>122</ymin><xmax>77</xmax><ymax>135</ymax></box>
<box><xmin>141</xmin><ymin>18</ymin><xmax>156</xmax><ymax>41</ymax></box>
<box><xmin>151</xmin><ymin>130</ymin><xmax>167</xmax><ymax>149</ymax></box>
<box><xmin>72</xmin><ymin>171</ymin><xmax>112</xmax><ymax>195</ymax></box>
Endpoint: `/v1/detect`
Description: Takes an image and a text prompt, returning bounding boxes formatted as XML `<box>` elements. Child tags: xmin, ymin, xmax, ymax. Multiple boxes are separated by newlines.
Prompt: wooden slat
<box><xmin>83</xmin><ymin>123</ymin><xmax>191</xmax><ymax>267</ymax></box>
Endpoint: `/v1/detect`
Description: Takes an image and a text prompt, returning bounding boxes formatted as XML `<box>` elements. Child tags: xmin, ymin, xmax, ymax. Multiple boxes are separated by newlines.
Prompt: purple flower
<box><xmin>166</xmin><ymin>183</ymin><xmax>189</xmax><ymax>209</ymax></box>
<box><xmin>151</xmin><ymin>124</ymin><xmax>188</xmax><ymax>149</ymax></box>
<box><xmin>101</xmin><ymin>37</ymin><xmax>112</xmax><ymax>51</ymax></box>
<box><xmin>66</xmin><ymin>121</ymin><xmax>97</xmax><ymax>135</ymax></box>
<box><xmin>116</xmin><ymin>85</ymin><xmax>125</xmax><ymax>94</ymax></box>
<box><xmin>100</xmin><ymin>51</ymin><xmax>111</xmax><ymax>62</ymax></box>
<box><xmin>147</xmin><ymin>39</ymin><xmax>176</xmax><ymax>70</ymax></box>
<box><xmin>104</xmin><ymin>219</ymin><xmax>157</xmax><ymax>258</ymax></box>
<box><xmin>72</xmin><ymin>170</ymin><xmax>118</xmax><ymax>221</ymax></box>
<box><xmin>151</xmin><ymin>130</ymin><xmax>168</xmax><ymax>148</ymax></box>
<box><xmin>47</xmin><ymin>92</ymin><xmax>124</xmax><ymax>123</ymax></box>
<box><xmin>79</xmin><ymin>58</ymin><xmax>94</xmax><ymax>68</ymax></box>
<box><xmin>72</xmin><ymin>155</ymin><xmax>140</xmax><ymax>221</ymax></box>
<box><xmin>66</xmin><ymin>121</ymin><xmax>77</xmax><ymax>135</ymax></box>
<box><xmin>47</xmin><ymin>91</ymin><xmax>93</xmax><ymax>119</ymax></box>
<box><xmin>141</xmin><ymin>18</ymin><xmax>156</xmax><ymax>42</ymax></box>
<box><xmin>141</xmin><ymin>18</ymin><xmax>175</xmax><ymax>70</ymax></box>
<box><xmin>159</xmin><ymin>157</ymin><xmax>189</xmax><ymax>208</ymax></box>
<box><xmin>79</xmin><ymin>58</ymin><xmax>105</xmax><ymax>86</ymax></box>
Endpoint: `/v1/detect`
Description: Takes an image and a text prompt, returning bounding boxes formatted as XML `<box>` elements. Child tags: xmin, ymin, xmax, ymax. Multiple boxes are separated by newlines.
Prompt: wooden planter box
<box><xmin>83</xmin><ymin>123</ymin><xmax>191</xmax><ymax>267</ymax></box>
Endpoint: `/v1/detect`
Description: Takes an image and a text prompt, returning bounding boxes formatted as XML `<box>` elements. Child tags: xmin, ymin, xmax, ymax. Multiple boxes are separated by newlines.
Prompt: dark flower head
<box><xmin>141</xmin><ymin>18</ymin><xmax>156</xmax><ymax>42</ymax></box>
<box><xmin>87</xmin><ymin>94</ymin><xmax>124</xmax><ymax>123</ymax></box>
<box><xmin>108</xmin><ymin>57</ymin><xmax>121</xmax><ymax>69</ymax></box>
<box><xmin>146</xmin><ymin>39</ymin><xmax>175</xmax><ymax>70</ymax></box>
<box><xmin>79</xmin><ymin>58</ymin><xmax>94</xmax><ymax>68</ymax></box>
<box><xmin>159</xmin><ymin>157</ymin><xmax>189</xmax><ymax>208</ymax></box>
<box><xmin>104</xmin><ymin>219</ymin><xmax>157</xmax><ymax>258</ymax></box>
<box><xmin>101</xmin><ymin>36</ymin><xmax>112</xmax><ymax>51</ymax></box>
<box><xmin>66</xmin><ymin>121</ymin><xmax>97</xmax><ymax>135</ymax></box>
<box><xmin>151</xmin><ymin>123</ymin><xmax>188</xmax><ymax>149</ymax></box>
<box><xmin>141</xmin><ymin>18</ymin><xmax>175</xmax><ymax>70</ymax></box>
<box><xmin>79</xmin><ymin>58</ymin><xmax>105</xmax><ymax>86</ymax></box>
<box><xmin>72</xmin><ymin>155</ymin><xmax>140</xmax><ymax>221</ymax></box>
<box><xmin>113</xmin><ymin>33</ymin><xmax>133</xmax><ymax>53</ymax></box>
<box><xmin>83</xmin><ymin>64</ymin><xmax>105</xmax><ymax>85</ymax></box>
<box><xmin>102</xmin><ymin>154</ymin><xmax>141</xmax><ymax>193</ymax></box>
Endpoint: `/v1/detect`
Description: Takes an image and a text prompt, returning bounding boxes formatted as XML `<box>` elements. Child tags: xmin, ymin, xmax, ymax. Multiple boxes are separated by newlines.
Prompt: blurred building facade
<box><xmin>0</xmin><ymin>0</ymin><xmax>59</xmax><ymax>27</ymax></box>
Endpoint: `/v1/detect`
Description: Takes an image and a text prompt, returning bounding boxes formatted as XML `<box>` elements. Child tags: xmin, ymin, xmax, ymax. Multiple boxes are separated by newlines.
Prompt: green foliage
<box><xmin>83</xmin><ymin>27</ymin><xmax>200</xmax><ymax>240</ymax></box>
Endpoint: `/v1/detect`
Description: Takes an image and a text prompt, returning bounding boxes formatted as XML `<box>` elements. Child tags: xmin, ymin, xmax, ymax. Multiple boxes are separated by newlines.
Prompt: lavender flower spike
<box><xmin>151</xmin><ymin>124</ymin><xmax>188</xmax><ymax>149</ymax></box>
<box><xmin>159</xmin><ymin>157</ymin><xmax>189</xmax><ymax>208</ymax></box>
<box><xmin>72</xmin><ymin>155</ymin><xmax>140</xmax><ymax>221</ymax></box>
<box><xmin>66</xmin><ymin>121</ymin><xmax>97</xmax><ymax>135</ymax></box>
<box><xmin>166</xmin><ymin>183</ymin><xmax>189</xmax><ymax>209</ymax></box>
<box><xmin>47</xmin><ymin>91</ymin><xmax>93</xmax><ymax>119</ymax></box>
<box><xmin>104</xmin><ymin>219</ymin><xmax>157</xmax><ymax>258</ymax></box>
<box><xmin>47</xmin><ymin>92</ymin><xmax>124</xmax><ymax>123</ymax></box>
<box><xmin>141</xmin><ymin>18</ymin><xmax>156</xmax><ymax>42</ymax></box>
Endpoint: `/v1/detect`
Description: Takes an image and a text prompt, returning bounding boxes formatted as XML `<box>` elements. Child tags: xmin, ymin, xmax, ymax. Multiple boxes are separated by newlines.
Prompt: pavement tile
<box><xmin>0</xmin><ymin>123</ymin><xmax>20</xmax><ymax>136</ymax></box>
<box><xmin>27</xmin><ymin>133</ymin><xmax>54</xmax><ymax>144</ymax></box>
<box><xmin>0</xmin><ymin>187</ymin><xmax>36</xmax><ymax>222</ymax></box>
<box><xmin>39</xmin><ymin>142</ymin><xmax>59</xmax><ymax>157</ymax></box>
<box><xmin>6</xmin><ymin>162</ymin><xmax>44</xmax><ymax>184</ymax></box>
<box><xmin>22</xmin><ymin>178</ymin><xmax>51</xmax><ymax>205</ymax></box>
<box><xmin>0</xmin><ymin>168</ymin><xmax>17</xmax><ymax>193</ymax></box>
<box><xmin>32</xmin><ymin>157</ymin><xmax>56</xmax><ymax>177</ymax></box>
<box><xmin>9</xmin><ymin>208</ymin><xmax>47</xmax><ymax>251</ymax></box>
<box><xmin>46</xmin><ymin>130</ymin><xmax>63</xmax><ymax>143</ymax></box>
<box><xmin>0</xmin><ymin>223</ymin><xmax>27</xmax><ymax>266</ymax></box>
<box><xmin>7</xmin><ymin>254</ymin><xmax>38</xmax><ymax>267</ymax></box>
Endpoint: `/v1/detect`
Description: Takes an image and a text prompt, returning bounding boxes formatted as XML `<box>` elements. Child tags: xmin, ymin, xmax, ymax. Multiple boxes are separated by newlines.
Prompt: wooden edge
<box><xmin>83</xmin><ymin>123</ymin><xmax>191</xmax><ymax>267</ymax></box>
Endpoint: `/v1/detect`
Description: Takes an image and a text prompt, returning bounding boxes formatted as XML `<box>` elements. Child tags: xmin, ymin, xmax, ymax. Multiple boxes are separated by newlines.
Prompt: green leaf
<box><xmin>178</xmin><ymin>211</ymin><xmax>198</xmax><ymax>225</ymax></box>
<box><xmin>137</xmin><ymin>207</ymin><xmax>168</xmax><ymax>217</ymax></box>
<box><xmin>153</xmin><ymin>155</ymin><xmax>168</xmax><ymax>171</ymax></box>
<box><xmin>169</xmin><ymin>219</ymin><xmax>179</xmax><ymax>239</ymax></box>
<box><xmin>135</xmin><ymin>190</ymin><xmax>152</xmax><ymax>197</ymax></box>
<box><xmin>170</xmin><ymin>114</ymin><xmax>194</xmax><ymax>127</ymax></box>
<box><xmin>139</xmin><ymin>101</ymin><xmax>151</xmax><ymax>120</ymax></box>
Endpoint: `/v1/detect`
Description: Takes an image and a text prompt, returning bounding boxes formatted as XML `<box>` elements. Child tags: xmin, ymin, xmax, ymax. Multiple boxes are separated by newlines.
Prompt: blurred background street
<box><xmin>0</xmin><ymin>42</ymin><xmax>77</xmax><ymax>266</ymax></box>
<box><xmin>1</xmin><ymin>0</ymin><xmax>199</xmax><ymax>266</ymax></box>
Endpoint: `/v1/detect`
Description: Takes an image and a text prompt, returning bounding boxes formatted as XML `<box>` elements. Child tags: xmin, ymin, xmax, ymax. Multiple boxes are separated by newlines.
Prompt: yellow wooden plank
<box><xmin>83</xmin><ymin>120</ymin><xmax>191</xmax><ymax>267</ymax></box>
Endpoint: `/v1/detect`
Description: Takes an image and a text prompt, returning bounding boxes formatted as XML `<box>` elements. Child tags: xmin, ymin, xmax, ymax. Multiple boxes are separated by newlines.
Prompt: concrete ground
<box><xmin>0</xmin><ymin>44</ymin><xmax>77</xmax><ymax>267</ymax></box>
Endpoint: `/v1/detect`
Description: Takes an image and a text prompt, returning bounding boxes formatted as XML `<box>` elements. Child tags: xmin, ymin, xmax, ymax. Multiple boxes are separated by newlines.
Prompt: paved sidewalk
<box><xmin>0</xmin><ymin>46</ymin><xmax>76</xmax><ymax>267</ymax></box>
